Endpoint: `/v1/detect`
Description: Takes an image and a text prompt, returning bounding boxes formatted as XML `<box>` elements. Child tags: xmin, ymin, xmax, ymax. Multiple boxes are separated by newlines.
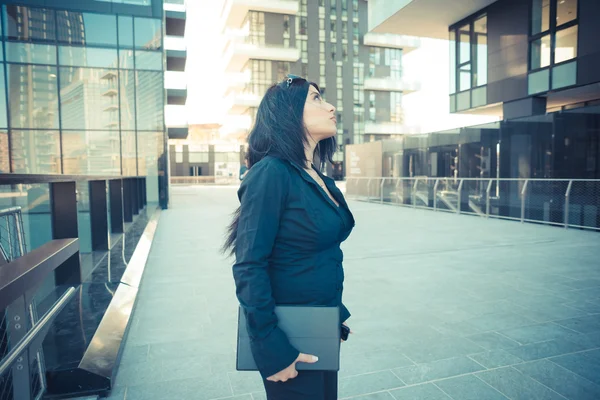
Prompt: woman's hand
<box><xmin>266</xmin><ymin>353</ymin><xmax>319</xmax><ymax>382</ymax></box>
<box><xmin>341</xmin><ymin>321</ymin><xmax>353</xmax><ymax>342</ymax></box>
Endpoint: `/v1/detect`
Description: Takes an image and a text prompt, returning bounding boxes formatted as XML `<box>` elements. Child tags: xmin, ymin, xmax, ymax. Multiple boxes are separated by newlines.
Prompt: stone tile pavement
<box><xmin>106</xmin><ymin>185</ymin><xmax>600</xmax><ymax>399</ymax></box>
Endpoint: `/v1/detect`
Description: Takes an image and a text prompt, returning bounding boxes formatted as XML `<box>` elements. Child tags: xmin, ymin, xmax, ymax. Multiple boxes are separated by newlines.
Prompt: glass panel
<box><xmin>459</xmin><ymin>66</ymin><xmax>471</xmax><ymax>91</ymax></box>
<box><xmin>10</xmin><ymin>130</ymin><xmax>60</xmax><ymax>173</ymax></box>
<box><xmin>457</xmin><ymin>90</ymin><xmax>471</xmax><ymax>111</ymax></box>
<box><xmin>120</xmin><ymin>70</ymin><xmax>135</xmax><ymax>130</ymax></box>
<box><xmin>59</xmin><ymin>67</ymin><xmax>120</xmax><ymax>131</ymax></box>
<box><xmin>5</xmin><ymin>42</ymin><xmax>56</xmax><ymax>65</ymax></box>
<box><xmin>532</xmin><ymin>0</ymin><xmax>550</xmax><ymax>35</ymax></box>
<box><xmin>57</xmin><ymin>12</ymin><xmax>117</xmax><ymax>47</ymax></box>
<box><xmin>458</xmin><ymin>24</ymin><xmax>471</xmax><ymax>64</ymax></box>
<box><xmin>136</xmin><ymin>71</ymin><xmax>164</xmax><ymax>131</ymax></box>
<box><xmin>552</xmin><ymin>60</ymin><xmax>576</xmax><ymax>89</ymax></box>
<box><xmin>554</xmin><ymin>25</ymin><xmax>578</xmax><ymax>64</ymax></box>
<box><xmin>118</xmin><ymin>15</ymin><xmax>134</xmax><ymax>48</ymax></box>
<box><xmin>76</xmin><ymin>181</ymin><xmax>92</xmax><ymax>253</ymax></box>
<box><xmin>0</xmin><ymin>130</ymin><xmax>8</xmax><ymax>172</ymax></box>
<box><xmin>3</xmin><ymin>6</ymin><xmax>56</xmax><ymax>42</ymax></box>
<box><xmin>122</xmin><ymin>131</ymin><xmax>137</xmax><ymax>176</ymax></box>
<box><xmin>134</xmin><ymin>17</ymin><xmax>161</xmax><ymax>50</ymax></box>
<box><xmin>528</xmin><ymin>68</ymin><xmax>550</xmax><ymax>94</ymax></box>
<box><xmin>472</xmin><ymin>86</ymin><xmax>487</xmax><ymax>108</ymax></box>
<box><xmin>474</xmin><ymin>16</ymin><xmax>487</xmax><ymax>86</ymax></box>
<box><xmin>449</xmin><ymin>94</ymin><xmax>457</xmax><ymax>113</ymax></box>
<box><xmin>556</xmin><ymin>0</ymin><xmax>577</xmax><ymax>27</ymax></box>
<box><xmin>449</xmin><ymin>30</ymin><xmax>456</xmax><ymax>94</ymax></box>
<box><xmin>59</xmin><ymin>46</ymin><xmax>118</xmax><ymax>68</ymax></box>
<box><xmin>531</xmin><ymin>34</ymin><xmax>551</xmax><ymax>69</ymax></box>
<box><xmin>135</xmin><ymin>50</ymin><xmax>162</xmax><ymax>70</ymax></box>
<box><xmin>119</xmin><ymin>48</ymin><xmax>135</xmax><ymax>69</ymax></box>
<box><xmin>0</xmin><ymin>68</ymin><xmax>7</xmax><ymax>128</ymax></box>
<box><xmin>137</xmin><ymin>131</ymin><xmax>162</xmax><ymax>203</ymax></box>
<box><xmin>0</xmin><ymin>183</ymin><xmax>52</xmax><ymax>252</ymax></box>
<box><xmin>122</xmin><ymin>0</ymin><xmax>152</xmax><ymax>5</ymax></box>
<box><xmin>62</xmin><ymin>131</ymin><xmax>120</xmax><ymax>175</ymax></box>
<box><xmin>7</xmin><ymin>65</ymin><xmax>59</xmax><ymax>129</ymax></box>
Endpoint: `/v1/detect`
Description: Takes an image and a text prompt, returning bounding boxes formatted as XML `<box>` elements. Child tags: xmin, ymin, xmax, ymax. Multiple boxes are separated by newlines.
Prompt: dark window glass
<box><xmin>136</xmin><ymin>71</ymin><xmax>164</xmax><ymax>131</ymax></box>
<box><xmin>134</xmin><ymin>17</ymin><xmax>162</xmax><ymax>50</ymax></box>
<box><xmin>57</xmin><ymin>12</ymin><xmax>116</xmax><ymax>47</ymax></box>
<box><xmin>3</xmin><ymin>6</ymin><xmax>56</xmax><ymax>42</ymax></box>
<box><xmin>135</xmin><ymin>50</ymin><xmax>163</xmax><ymax>70</ymax></box>
<box><xmin>10</xmin><ymin>130</ymin><xmax>60</xmax><ymax>173</ymax></box>
<box><xmin>59</xmin><ymin>46</ymin><xmax>118</xmax><ymax>68</ymax></box>
<box><xmin>59</xmin><ymin>67</ymin><xmax>119</xmax><ymax>130</ymax></box>
<box><xmin>120</xmin><ymin>70</ymin><xmax>136</xmax><ymax>130</ymax></box>
<box><xmin>62</xmin><ymin>131</ymin><xmax>120</xmax><ymax>175</ymax></box>
<box><xmin>7</xmin><ymin>64</ymin><xmax>59</xmax><ymax>129</ymax></box>
<box><xmin>122</xmin><ymin>130</ymin><xmax>137</xmax><ymax>176</ymax></box>
<box><xmin>5</xmin><ymin>42</ymin><xmax>56</xmax><ymax>65</ymax></box>
<box><xmin>531</xmin><ymin>34</ymin><xmax>551</xmax><ymax>69</ymax></box>
<box><xmin>118</xmin><ymin>15</ymin><xmax>134</xmax><ymax>48</ymax></box>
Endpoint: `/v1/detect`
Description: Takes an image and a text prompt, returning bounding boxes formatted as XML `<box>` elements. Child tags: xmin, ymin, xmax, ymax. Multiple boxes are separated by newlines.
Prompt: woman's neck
<box><xmin>304</xmin><ymin>137</ymin><xmax>318</xmax><ymax>169</ymax></box>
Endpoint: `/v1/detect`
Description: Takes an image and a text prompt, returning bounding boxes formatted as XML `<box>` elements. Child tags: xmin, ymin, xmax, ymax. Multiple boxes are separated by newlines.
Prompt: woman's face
<box><xmin>303</xmin><ymin>85</ymin><xmax>336</xmax><ymax>142</ymax></box>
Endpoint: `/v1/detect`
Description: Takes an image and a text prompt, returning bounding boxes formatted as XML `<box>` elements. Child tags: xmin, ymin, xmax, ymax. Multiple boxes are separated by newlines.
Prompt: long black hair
<box><xmin>222</xmin><ymin>76</ymin><xmax>336</xmax><ymax>256</ymax></box>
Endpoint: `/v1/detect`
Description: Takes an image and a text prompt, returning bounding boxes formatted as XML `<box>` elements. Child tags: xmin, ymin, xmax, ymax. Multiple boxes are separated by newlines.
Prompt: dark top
<box><xmin>232</xmin><ymin>155</ymin><xmax>355</xmax><ymax>379</ymax></box>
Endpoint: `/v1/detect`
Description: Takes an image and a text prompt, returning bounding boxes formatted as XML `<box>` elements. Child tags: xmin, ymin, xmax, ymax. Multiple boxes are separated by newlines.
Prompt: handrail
<box><xmin>0</xmin><ymin>174</ymin><xmax>134</xmax><ymax>184</ymax></box>
<box><xmin>344</xmin><ymin>177</ymin><xmax>600</xmax><ymax>182</ymax></box>
<box><xmin>0</xmin><ymin>286</ymin><xmax>76</xmax><ymax>376</ymax></box>
<box><xmin>0</xmin><ymin>238</ymin><xmax>79</xmax><ymax>310</ymax></box>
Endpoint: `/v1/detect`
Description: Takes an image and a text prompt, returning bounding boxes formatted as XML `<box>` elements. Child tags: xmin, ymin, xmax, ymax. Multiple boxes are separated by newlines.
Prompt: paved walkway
<box><xmin>109</xmin><ymin>185</ymin><xmax>600</xmax><ymax>400</ymax></box>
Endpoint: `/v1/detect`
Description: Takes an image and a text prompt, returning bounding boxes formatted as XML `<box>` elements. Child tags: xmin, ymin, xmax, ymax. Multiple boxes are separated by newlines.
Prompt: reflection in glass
<box><xmin>0</xmin><ymin>184</ymin><xmax>52</xmax><ymax>252</ymax></box>
<box><xmin>531</xmin><ymin>34</ymin><xmax>551</xmax><ymax>69</ymax></box>
<box><xmin>57</xmin><ymin>12</ymin><xmax>117</xmax><ymax>47</ymax></box>
<box><xmin>0</xmin><ymin>130</ymin><xmax>8</xmax><ymax>172</ymax></box>
<box><xmin>59</xmin><ymin>46</ymin><xmax>119</xmax><ymax>68</ymax></box>
<box><xmin>137</xmin><ymin>131</ymin><xmax>162</xmax><ymax>203</ymax></box>
<box><xmin>135</xmin><ymin>50</ymin><xmax>163</xmax><ymax>70</ymax></box>
<box><xmin>474</xmin><ymin>16</ymin><xmax>487</xmax><ymax>87</ymax></box>
<box><xmin>136</xmin><ymin>71</ymin><xmax>164</xmax><ymax>131</ymax></box>
<box><xmin>62</xmin><ymin>131</ymin><xmax>120</xmax><ymax>175</ymax></box>
<box><xmin>528</xmin><ymin>68</ymin><xmax>550</xmax><ymax>94</ymax></box>
<box><xmin>120</xmin><ymin>70</ymin><xmax>135</xmax><ymax>130</ymax></box>
<box><xmin>557</xmin><ymin>0</ymin><xmax>577</xmax><ymax>27</ymax></box>
<box><xmin>119</xmin><ymin>49</ymin><xmax>135</xmax><ymax>69</ymax></box>
<box><xmin>554</xmin><ymin>25</ymin><xmax>578</xmax><ymax>64</ymax></box>
<box><xmin>118</xmin><ymin>16</ymin><xmax>134</xmax><ymax>48</ymax></box>
<box><xmin>134</xmin><ymin>17</ymin><xmax>161</xmax><ymax>50</ymax></box>
<box><xmin>531</xmin><ymin>0</ymin><xmax>550</xmax><ymax>35</ymax></box>
<box><xmin>10</xmin><ymin>130</ymin><xmax>60</xmax><ymax>173</ymax></box>
<box><xmin>552</xmin><ymin>60</ymin><xmax>576</xmax><ymax>89</ymax></box>
<box><xmin>59</xmin><ymin>68</ymin><xmax>120</xmax><ymax>131</ymax></box>
<box><xmin>3</xmin><ymin>6</ymin><xmax>56</xmax><ymax>42</ymax></box>
<box><xmin>5</xmin><ymin>42</ymin><xmax>57</xmax><ymax>65</ymax></box>
<box><xmin>7</xmin><ymin>65</ymin><xmax>59</xmax><ymax>129</ymax></box>
<box><xmin>122</xmin><ymin>131</ymin><xmax>137</xmax><ymax>176</ymax></box>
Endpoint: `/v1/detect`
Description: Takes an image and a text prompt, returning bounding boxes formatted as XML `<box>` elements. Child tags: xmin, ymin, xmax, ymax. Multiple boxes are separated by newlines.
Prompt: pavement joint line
<box><xmin>507</xmin><ymin>365</ymin><xmax>571</xmax><ymax>400</ymax></box>
<box><xmin>472</xmin><ymin>374</ymin><xmax>513</xmax><ymax>399</ymax></box>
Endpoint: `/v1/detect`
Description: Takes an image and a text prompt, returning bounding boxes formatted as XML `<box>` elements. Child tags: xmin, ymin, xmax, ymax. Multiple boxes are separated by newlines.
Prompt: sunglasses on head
<box><xmin>281</xmin><ymin>74</ymin><xmax>303</xmax><ymax>88</ymax></box>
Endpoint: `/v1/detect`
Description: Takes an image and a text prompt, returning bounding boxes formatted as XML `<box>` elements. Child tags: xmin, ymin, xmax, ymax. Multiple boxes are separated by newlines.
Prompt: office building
<box><xmin>368</xmin><ymin>0</ymin><xmax>600</xmax><ymax>180</ymax></box>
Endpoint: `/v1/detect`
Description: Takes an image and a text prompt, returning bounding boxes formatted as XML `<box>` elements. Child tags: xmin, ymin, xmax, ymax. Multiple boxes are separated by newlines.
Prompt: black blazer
<box><xmin>233</xmin><ymin>155</ymin><xmax>355</xmax><ymax>379</ymax></box>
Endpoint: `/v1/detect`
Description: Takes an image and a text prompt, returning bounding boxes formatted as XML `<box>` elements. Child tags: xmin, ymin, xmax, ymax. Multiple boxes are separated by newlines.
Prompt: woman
<box><xmin>224</xmin><ymin>75</ymin><xmax>355</xmax><ymax>399</ymax></box>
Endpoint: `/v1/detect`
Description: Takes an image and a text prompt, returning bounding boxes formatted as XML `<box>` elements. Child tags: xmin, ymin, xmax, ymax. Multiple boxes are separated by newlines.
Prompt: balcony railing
<box><xmin>222</xmin><ymin>0</ymin><xmax>299</xmax><ymax>29</ymax></box>
<box><xmin>364</xmin><ymin>77</ymin><xmax>420</xmax><ymax>93</ymax></box>
<box><xmin>363</xmin><ymin>33</ymin><xmax>420</xmax><ymax>53</ymax></box>
<box><xmin>345</xmin><ymin>177</ymin><xmax>600</xmax><ymax>231</ymax></box>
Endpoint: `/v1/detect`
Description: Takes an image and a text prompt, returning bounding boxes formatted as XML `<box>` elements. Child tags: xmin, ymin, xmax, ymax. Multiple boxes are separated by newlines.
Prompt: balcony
<box><xmin>225</xmin><ymin>92</ymin><xmax>261</xmax><ymax>114</ymax></box>
<box><xmin>364</xmin><ymin>77</ymin><xmax>420</xmax><ymax>93</ymax></box>
<box><xmin>364</xmin><ymin>121</ymin><xmax>420</xmax><ymax>135</ymax></box>
<box><xmin>223</xmin><ymin>40</ymin><xmax>300</xmax><ymax>72</ymax></box>
<box><xmin>166</xmin><ymin>36</ymin><xmax>187</xmax><ymax>72</ymax></box>
<box><xmin>222</xmin><ymin>0</ymin><xmax>299</xmax><ymax>29</ymax></box>
<box><xmin>225</xmin><ymin>70</ymin><xmax>252</xmax><ymax>91</ymax></box>
<box><xmin>363</xmin><ymin>32</ymin><xmax>420</xmax><ymax>54</ymax></box>
<box><xmin>165</xmin><ymin>71</ymin><xmax>187</xmax><ymax>105</ymax></box>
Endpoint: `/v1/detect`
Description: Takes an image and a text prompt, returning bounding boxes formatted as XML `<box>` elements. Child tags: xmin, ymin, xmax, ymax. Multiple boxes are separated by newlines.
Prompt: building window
<box><xmin>353</xmin><ymin>22</ymin><xmax>359</xmax><ymax>42</ymax></box>
<box><xmin>246</xmin><ymin>12</ymin><xmax>265</xmax><ymax>46</ymax></box>
<box><xmin>390</xmin><ymin>92</ymin><xmax>403</xmax><ymax>123</ymax></box>
<box><xmin>342</xmin><ymin>21</ymin><xmax>348</xmax><ymax>41</ymax></box>
<box><xmin>529</xmin><ymin>0</ymin><xmax>578</xmax><ymax>94</ymax></box>
<box><xmin>331</xmin><ymin>0</ymin><xmax>336</xmax><ymax>13</ymax></box>
<box><xmin>330</xmin><ymin>20</ymin><xmax>336</xmax><ymax>41</ymax></box>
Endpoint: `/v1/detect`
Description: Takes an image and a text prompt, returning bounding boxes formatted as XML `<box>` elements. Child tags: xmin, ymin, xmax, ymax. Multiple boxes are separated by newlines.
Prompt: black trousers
<box><xmin>263</xmin><ymin>370</ymin><xmax>338</xmax><ymax>400</ymax></box>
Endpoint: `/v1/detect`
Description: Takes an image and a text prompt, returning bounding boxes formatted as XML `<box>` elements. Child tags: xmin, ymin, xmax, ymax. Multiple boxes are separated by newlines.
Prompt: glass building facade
<box><xmin>0</xmin><ymin>1</ymin><xmax>167</xmax><ymax>207</ymax></box>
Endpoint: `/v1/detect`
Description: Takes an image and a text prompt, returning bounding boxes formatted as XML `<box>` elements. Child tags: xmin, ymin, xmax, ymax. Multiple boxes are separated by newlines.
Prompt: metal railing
<box><xmin>170</xmin><ymin>176</ymin><xmax>240</xmax><ymax>185</ymax></box>
<box><xmin>346</xmin><ymin>177</ymin><xmax>600</xmax><ymax>231</ymax></box>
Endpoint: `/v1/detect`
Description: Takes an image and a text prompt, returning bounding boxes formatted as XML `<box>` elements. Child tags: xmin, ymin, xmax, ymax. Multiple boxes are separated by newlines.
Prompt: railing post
<box><xmin>521</xmin><ymin>179</ymin><xmax>529</xmax><ymax>223</ymax></box>
<box><xmin>486</xmin><ymin>179</ymin><xmax>493</xmax><ymax>218</ymax></box>
<box><xmin>564</xmin><ymin>180</ymin><xmax>573</xmax><ymax>229</ymax></box>
<box><xmin>433</xmin><ymin>178</ymin><xmax>440</xmax><ymax>211</ymax></box>
<box><xmin>412</xmin><ymin>178</ymin><xmax>419</xmax><ymax>208</ymax></box>
<box><xmin>457</xmin><ymin>179</ymin><xmax>464</xmax><ymax>215</ymax></box>
<box><xmin>380</xmin><ymin>178</ymin><xmax>386</xmax><ymax>204</ymax></box>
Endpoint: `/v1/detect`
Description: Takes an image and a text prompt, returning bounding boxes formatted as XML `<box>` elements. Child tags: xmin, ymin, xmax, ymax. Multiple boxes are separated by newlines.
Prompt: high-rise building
<box><xmin>0</xmin><ymin>0</ymin><xmax>169</xmax><ymax>207</ymax></box>
<box><xmin>220</xmin><ymin>0</ymin><xmax>486</xmax><ymax>178</ymax></box>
